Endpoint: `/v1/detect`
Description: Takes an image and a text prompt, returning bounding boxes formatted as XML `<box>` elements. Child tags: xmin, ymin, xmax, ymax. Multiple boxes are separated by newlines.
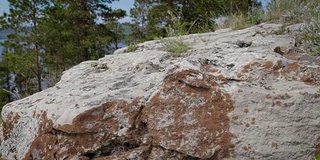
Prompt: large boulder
<box><xmin>1</xmin><ymin>23</ymin><xmax>320</xmax><ymax>160</ymax></box>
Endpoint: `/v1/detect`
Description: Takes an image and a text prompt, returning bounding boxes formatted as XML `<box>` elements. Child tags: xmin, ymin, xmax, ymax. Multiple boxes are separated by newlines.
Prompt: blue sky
<box><xmin>0</xmin><ymin>0</ymin><xmax>269</xmax><ymax>22</ymax></box>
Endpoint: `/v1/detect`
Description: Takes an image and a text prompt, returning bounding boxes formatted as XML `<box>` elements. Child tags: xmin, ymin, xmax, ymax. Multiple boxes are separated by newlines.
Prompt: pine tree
<box><xmin>129</xmin><ymin>0</ymin><xmax>262</xmax><ymax>40</ymax></box>
<box><xmin>129</xmin><ymin>0</ymin><xmax>152</xmax><ymax>42</ymax></box>
<box><xmin>40</xmin><ymin>0</ymin><xmax>125</xmax><ymax>84</ymax></box>
<box><xmin>0</xmin><ymin>62</ymin><xmax>11</xmax><ymax>108</ymax></box>
<box><xmin>104</xmin><ymin>9</ymin><xmax>126</xmax><ymax>50</ymax></box>
<box><xmin>0</xmin><ymin>0</ymin><xmax>126</xmax><ymax>102</ymax></box>
<box><xmin>0</xmin><ymin>0</ymin><xmax>48</xmax><ymax>96</ymax></box>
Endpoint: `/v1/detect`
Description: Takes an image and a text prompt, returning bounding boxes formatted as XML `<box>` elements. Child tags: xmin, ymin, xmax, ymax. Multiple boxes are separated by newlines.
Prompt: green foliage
<box><xmin>164</xmin><ymin>10</ymin><xmax>192</xmax><ymax>37</ymax></box>
<box><xmin>272</xmin><ymin>25</ymin><xmax>287</xmax><ymax>35</ymax></box>
<box><xmin>221</xmin><ymin>13</ymin><xmax>250</xmax><ymax>30</ymax></box>
<box><xmin>163</xmin><ymin>38</ymin><xmax>190</xmax><ymax>57</ymax></box>
<box><xmin>309</xmin><ymin>48</ymin><xmax>320</xmax><ymax>56</ymax></box>
<box><xmin>0</xmin><ymin>0</ymin><xmax>47</xmax><ymax>94</ymax></box>
<box><xmin>0</xmin><ymin>59</ymin><xmax>13</xmax><ymax>111</ymax></box>
<box><xmin>161</xmin><ymin>11</ymin><xmax>190</xmax><ymax>57</ymax></box>
<box><xmin>129</xmin><ymin>0</ymin><xmax>261</xmax><ymax>42</ymax></box>
<box><xmin>316</xmin><ymin>153</ymin><xmax>320</xmax><ymax>160</ymax></box>
<box><xmin>266</xmin><ymin>0</ymin><xmax>320</xmax><ymax>56</ymax></box>
<box><xmin>248</xmin><ymin>7</ymin><xmax>265</xmax><ymax>25</ymax></box>
<box><xmin>0</xmin><ymin>89</ymin><xmax>9</xmax><ymax>111</ymax></box>
<box><xmin>0</xmin><ymin>0</ymin><xmax>127</xmax><ymax>107</ymax></box>
<box><xmin>178</xmin><ymin>1</ymin><xmax>218</xmax><ymax>34</ymax></box>
<box><xmin>217</xmin><ymin>5</ymin><xmax>265</xmax><ymax>30</ymax></box>
<box><xmin>105</xmin><ymin>21</ymin><xmax>127</xmax><ymax>51</ymax></box>
<box><xmin>216</xmin><ymin>0</ymin><xmax>261</xmax><ymax>15</ymax></box>
<box><xmin>129</xmin><ymin>0</ymin><xmax>151</xmax><ymax>43</ymax></box>
<box><xmin>302</xmin><ymin>1</ymin><xmax>320</xmax><ymax>56</ymax></box>
<box><xmin>126</xmin><ymin>44</ymin><xmax>138</xmax><ymax>53</ymax></box>
<box><xmin>266</xmin><ymin>0</ymin><xmax>307</xmax><ymax>23</ymax></box>
<box><xmin>0</xmin><ymin>67</ymin><xmax>10</xmax><ymax>110</ymax></box>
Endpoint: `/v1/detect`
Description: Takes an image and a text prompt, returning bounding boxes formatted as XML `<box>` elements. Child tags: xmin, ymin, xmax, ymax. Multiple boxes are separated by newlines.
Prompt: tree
<box><xmin>129</xmin><ymin>0</ymin><xmax>262</xmax><ymax>40</ymax></box>
<box><xmin>41</xmin><ymin>0</ymin><xmax>115</xmax><ymax>63</ymax></box>
<box><xmin>0</xmin><ymin>62</ymin><xmax>11</xmax><ymax>108</ymax></box>
<box><xmin>0</xmin><ymin>0</ymin><xmax>48</xmax><ymax>96</ymax></box>
<box><xmin>129</xmin><ymin>0</ymin><xmax>153</xmax><ymax>42</ymax></box>
<box><xmin>104</xmin><ymin>9</ymin><xmax>126</xmax><ymax>50</ymax></box>
<box><xmin>0</xmin><ymin>0</ymin><xmax>126</xmax><ymax>102</ymax></box>
<box><xmin>39</xmin><ymin>0</ymin><xmax>125</xmax><ymax>84</ymax></box>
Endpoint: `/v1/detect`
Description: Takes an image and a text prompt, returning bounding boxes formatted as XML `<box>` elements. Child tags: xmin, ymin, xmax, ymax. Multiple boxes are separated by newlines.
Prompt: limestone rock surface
<box><xmin>1</xmin><ymin>23</ymin><xmax>320</xmax><ymax>160</ymax></box>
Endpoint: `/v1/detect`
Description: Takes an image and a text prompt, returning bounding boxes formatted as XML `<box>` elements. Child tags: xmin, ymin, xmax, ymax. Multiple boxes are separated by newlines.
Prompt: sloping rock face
<box><xmin>1</xmin><ymin>23</ymin><xmax>320</xmax><ymax>160</ymax></box>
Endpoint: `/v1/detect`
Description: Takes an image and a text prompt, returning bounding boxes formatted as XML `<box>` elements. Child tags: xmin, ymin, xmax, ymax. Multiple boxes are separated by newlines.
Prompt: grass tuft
<box><xmin>272</xmin><ymin>25</ymin><xmax>287</xmax><ymax>35</ymax></box>
<box><xmin>302</xmin><ymin>1</ymin><xmax>320</xmax><ymax>56</ymax></box>
<box><xmin>216</xmin><ymin>8</ymin><xmax>265</xmax><ymax>30</ymax></box>
<box><xmin>161</xmin><ymin>10</ymin><xmax>191</xmax><ymax>57</ymax></box>
<box><xmin>163</xmin><ymin>38</ymin><xmax>190</xmax><ymax>57</ymax></box>
<box><xmin>266</xmin><ymin>0</ymin><xmax>306</xmax><ymax>24</ymax></box>
<box><xmin>316</xmin><ymin>153</ymin><xmax>320</xmax><ymax>160</ymax></box>
<box><xmin>125</xmin><ymin>44</ymin><xmax>138</xmax><ymax>53</ymax></box>
<box><xmin>266</xmin><ymin>0</ymin><xmax>320</xmax><ymax>56</ymax></box>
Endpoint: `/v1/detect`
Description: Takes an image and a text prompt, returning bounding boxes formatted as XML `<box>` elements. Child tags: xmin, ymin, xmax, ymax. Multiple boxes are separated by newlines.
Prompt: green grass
<box><xmin>316</xmin><ymin>153</ymin><xmax>320</xmax><ymax>160</ymax></box>
<box><xmin>163</xmin><ymin>38</ymin><xmax>190</xmax><ymax>57</ymax></box>
<box><xmin>266</xmin><ymin>0</ymin><xmax>306</xmax><ymax>24</ymax></box>
<box><xmin>160</xmin><ymin>10</ymin><xmax>191</xmax><ymax>57</ymax></box>
<box><xmin>125</xmin><ymin>44</ymin><xmax>137</xmax><ymax>53</ymax></box>
<box><xmin>266</xmin><ymin>0</ymin><xmax>320</xmax><ymax>56</ymax></box>
<box><xmin>216</xmin><ymin>9</ymin><xmax>265</xmax><ymax>30</ymax></box>
<box><xmin>225</xmin><ymin>13</ymin><xmax>251</xmax><ymax>30</ymax></box>
<box><xmin>272</xmin><ymin>25</ymin><xmax>287</xmax><ymax>35</ymax></box>
<box><xmin>302</xmin><ymin>1</ymin><xmax>320</xmax><ymax>56</ymax></box>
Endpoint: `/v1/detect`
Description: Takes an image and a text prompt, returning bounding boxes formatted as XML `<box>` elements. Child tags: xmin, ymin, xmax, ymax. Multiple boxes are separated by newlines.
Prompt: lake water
<box><xmin>0</xmin><ymin>39</ymin><xmax>126</xmax><ymax>60</ymax></box>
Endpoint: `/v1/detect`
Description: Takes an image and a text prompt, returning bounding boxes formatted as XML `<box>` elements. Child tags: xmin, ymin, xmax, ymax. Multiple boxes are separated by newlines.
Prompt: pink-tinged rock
<box><xmin>142</xmin><ymin>69</ymin><xmax>235</xmax><ymax>159</ymax></box>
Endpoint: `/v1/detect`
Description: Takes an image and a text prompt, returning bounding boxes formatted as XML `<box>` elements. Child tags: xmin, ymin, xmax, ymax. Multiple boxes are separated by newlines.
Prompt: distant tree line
<box><xmin>128</xmin><ymin>0</ymin><xmax>261</xmax><ymax>43</ymax></box>
<box><xmin>0</xmin><ymin>0</ymin><xmax>261</xmax><ymax>109</ymax></box>
<box><xmin>0</xmin><ymin>0</ymin><xmax>127</xmax><ymax>107</ymax></box>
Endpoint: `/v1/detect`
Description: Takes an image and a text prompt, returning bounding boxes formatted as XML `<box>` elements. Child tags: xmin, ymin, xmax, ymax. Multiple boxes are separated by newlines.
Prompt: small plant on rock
<box><xmin>316</xmin><ymin>153</ymin><xmax>320</xmax><ymax>160</ymax></box>
<box><xmin>125</xmin><ymin>44</ymin><xmax>138</xmax><ymax>53</ymax></box>
<box><xmin>161</xmin><ymin>10</ymin><xmax>191</xmax><ymax>57</ymax></box>
<box><xmin>266</xmin><ymin>0</ymin><xmax>320</xmax><ymax>56</ymax></box>
<box><xmin>302</xmin><ymin>1</ymin><xmax>320</xmax><ymax>56</ymax></box>
<box><xmin>266</xmin><ymin>0</ymin><xmax>306</xmax><ymax>24</ymax></box>
<box><xmin>163</xmin><ymin>38</ymin><xmax>190</xmax><ymax>57</ymax></box>
<box><xmin>272</xmin><ymin>25</ymin><xmax>287</xmax><ymax>35</ymax></box>
<box><xmin>219</xmin><ymin>13</ymin><xmax>245</xmax><ymax>30</ymax></box>
<box><xmin>216</xmin><ymin>4</ymin><xmax>265</xmax><ymax>30</ymax></box>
